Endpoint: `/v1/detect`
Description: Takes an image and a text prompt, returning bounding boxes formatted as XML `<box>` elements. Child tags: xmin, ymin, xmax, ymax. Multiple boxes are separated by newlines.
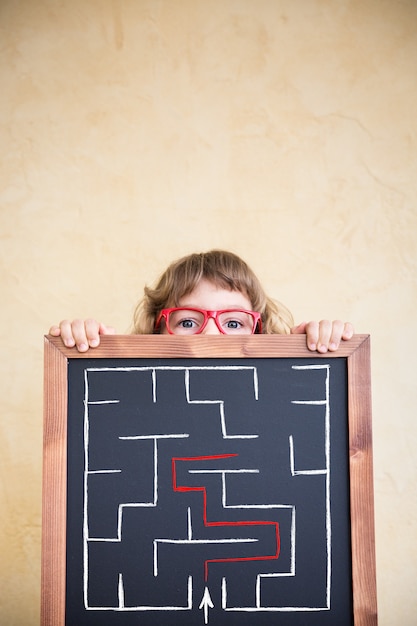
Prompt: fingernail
<box><xmin>90</xmin><ymin>339</ymin><xmax>99</xmax><ymax>347</ymax></box>
<box><xmin>309</xmin><ymin>343</ymin><xmax>316</xmax><ymax>351</ymax></box>
<box><xmin>78</xmin><ymin>343</ymin><xmax>88</xmax><ymax>352</ymax></box>
<box><xmin>329</xmin><ymin>342</ymin><xmax>337</xmax><ymax>350</ymax></box>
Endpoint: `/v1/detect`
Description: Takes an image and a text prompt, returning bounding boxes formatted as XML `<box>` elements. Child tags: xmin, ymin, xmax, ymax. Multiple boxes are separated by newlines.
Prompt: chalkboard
<box><xmin>42</xmin><ymin>335</ymin><xmax>377</xmax><ymax>626</ymax></box>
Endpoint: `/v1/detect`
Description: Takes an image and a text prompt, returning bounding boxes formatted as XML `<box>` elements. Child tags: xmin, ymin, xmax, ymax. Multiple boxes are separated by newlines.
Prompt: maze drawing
<box><xmin>81</xmin><ymin>363</ymin><xmax>331</xmax><ymax>622</ymax></box>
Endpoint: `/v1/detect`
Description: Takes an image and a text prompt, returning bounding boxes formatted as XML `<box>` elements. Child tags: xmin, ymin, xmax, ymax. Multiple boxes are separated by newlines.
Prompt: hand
<box><xmin>48</xmin><ymin>319</ymin><xmax>116</xmax><ymax>352</ymax></box>
<box><xmin>291</xmin><ymin>320</ymin><xmax>354</xmax><ymax>353</ymax></box>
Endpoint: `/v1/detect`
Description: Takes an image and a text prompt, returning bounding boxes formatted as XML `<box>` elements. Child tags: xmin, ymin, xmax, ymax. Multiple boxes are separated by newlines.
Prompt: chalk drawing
<box><xmin>80</xmin><ymin>363</ymin><xmax>332</xmax><ymax>620</ymax></box>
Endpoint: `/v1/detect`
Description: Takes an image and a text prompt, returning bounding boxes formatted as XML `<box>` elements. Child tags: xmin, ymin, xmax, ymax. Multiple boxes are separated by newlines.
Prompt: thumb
<box><xmin>290</xmin><ymin>322</ymin><xmax>307</xmax><ymax>335</ymax></box>
<box><xmin>99</xmin><ymin>323</ymin><xmax>117</xmax><ymax>336</ymax></box>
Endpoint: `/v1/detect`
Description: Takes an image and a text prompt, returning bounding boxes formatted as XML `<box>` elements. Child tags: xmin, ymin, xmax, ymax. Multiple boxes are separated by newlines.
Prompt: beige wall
<box><xmin>1</xmin><ymin>1</ymin><xmax>416</xmax><ymax>624</ymax></box>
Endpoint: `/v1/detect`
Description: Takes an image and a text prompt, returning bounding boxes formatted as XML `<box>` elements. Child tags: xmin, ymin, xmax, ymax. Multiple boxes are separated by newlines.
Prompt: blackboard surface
<box><xmin>42</xmin><ymin>335</ymin><xmax>377</xmax><ymax>626</ymax></box>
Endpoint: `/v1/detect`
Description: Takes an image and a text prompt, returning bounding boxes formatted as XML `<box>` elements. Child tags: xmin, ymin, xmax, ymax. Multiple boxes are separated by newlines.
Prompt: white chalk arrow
<box><xmin>199</xmin><ymin>586</ymin><xmax>214</xmax><ymax>624</ymax></box>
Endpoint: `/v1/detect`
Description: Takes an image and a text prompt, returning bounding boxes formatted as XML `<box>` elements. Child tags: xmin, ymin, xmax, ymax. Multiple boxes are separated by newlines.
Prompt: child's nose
<box><xmin>201</xmin><ymin>318</ymin><xmax>222</xmax><ymax>335</ymax></box>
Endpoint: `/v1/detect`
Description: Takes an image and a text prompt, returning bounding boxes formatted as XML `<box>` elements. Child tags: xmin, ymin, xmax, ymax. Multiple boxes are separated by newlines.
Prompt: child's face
<box><xmin>160</xmin><ymin>278</ymin><xmax>253</xmax><ymax>335</ymax></box>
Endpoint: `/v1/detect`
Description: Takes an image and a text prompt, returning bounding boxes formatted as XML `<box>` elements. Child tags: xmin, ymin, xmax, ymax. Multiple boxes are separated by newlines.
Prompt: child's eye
<box><xmin>219</xmin><ymin>312</ymin><xmax>253</xmax><ymax>333</ymax></box>
<box><xmin>225</xmin><ymin>319</ymin><xmax>243</xmax><ymax>329</ymax></box>
<box><xmin>168</xmin><ymin>310</ymin><xmax>204</xmax><ymax>333</ymax></box>
<box><xmin>178</xmin><ymin>318</ymin><xmax>198</xmax><ymax>329</ymax></box>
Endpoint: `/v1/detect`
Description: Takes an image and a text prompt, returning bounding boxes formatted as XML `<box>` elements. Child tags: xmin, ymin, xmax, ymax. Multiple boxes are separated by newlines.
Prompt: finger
<box><xmin>56</xmin><ymin>320</ymin><xmax>77</xmax><ymax>348</ymax></box>
<box><xmin>327</xmin><ymin>320</ymin><xmax>345</xmax><ymax>351</ymax></box>
<box><xmin>316</xmin><ymin>320</ymin><xmax>333</xmax><ymax>353</ymax></box>
<box><xmin>304</xmin><ymin>321</ymin><xmax>320</xmax><ymax>352</ymax></box>
<box><xmin>82</xmin><ymin>319</ymin><xmax>102</xmax><ymax>349</ymax></box>
<box><xmin>49</xmin><ymin>324</ymin><xmax>61</xmax><ymax>336</ymax></box>
<box><xmin>69</xmin><ymin>319</ymin><xmax>95</xmax><ymax>352</ymax></box>
<box><xmin>342</xmin><ymin>322</ymin><xmax>354</xmax><ymax>340</ymax></box>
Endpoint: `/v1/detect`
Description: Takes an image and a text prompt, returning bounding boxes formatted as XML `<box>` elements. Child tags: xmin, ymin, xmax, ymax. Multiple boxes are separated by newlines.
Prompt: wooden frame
<box><xmin>42</xmin><ymin>334</ymin><xmax>377</xmax><ymax>625</ymax></box>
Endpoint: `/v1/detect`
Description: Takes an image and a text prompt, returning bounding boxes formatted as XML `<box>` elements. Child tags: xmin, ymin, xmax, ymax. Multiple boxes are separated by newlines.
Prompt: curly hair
<box><xmin>131</xmin><ymin>250</ymin><xmax>294</xmax><ymax>335</ymax></box>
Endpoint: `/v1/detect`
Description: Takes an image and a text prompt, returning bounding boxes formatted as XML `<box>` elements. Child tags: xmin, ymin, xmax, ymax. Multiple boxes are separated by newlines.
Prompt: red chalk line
<box><xmin>172</xmin><ymin>454</ymin><xmax>280</xmax><ymax>581</ymax></box>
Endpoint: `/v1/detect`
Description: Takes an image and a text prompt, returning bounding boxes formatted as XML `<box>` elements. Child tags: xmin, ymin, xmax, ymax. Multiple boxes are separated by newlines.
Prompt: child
<box><xmin>49</xmin><ymin>249</ymin><xmax>354</xmax><ymax>353</ymax></box>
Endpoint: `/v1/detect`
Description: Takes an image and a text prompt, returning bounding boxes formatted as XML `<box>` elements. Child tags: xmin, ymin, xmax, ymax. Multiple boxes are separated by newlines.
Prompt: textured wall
<box><xmin>1</xmin><ymin>1</ymin><xmax>416</xmax><ymax>624</ymax></box>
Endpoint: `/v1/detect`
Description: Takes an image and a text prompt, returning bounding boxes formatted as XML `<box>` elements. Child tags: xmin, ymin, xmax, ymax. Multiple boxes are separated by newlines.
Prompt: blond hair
<box><xmin>132</xmin><ymin>250</ymin><xmax>294</xmax><ymax>335</ymax></box>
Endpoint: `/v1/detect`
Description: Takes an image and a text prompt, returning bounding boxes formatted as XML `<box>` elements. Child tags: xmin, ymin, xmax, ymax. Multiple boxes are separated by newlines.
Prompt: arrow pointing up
<box><xmin>199</xmin><ymin>586</ymin><xmax>214</xmax><ymax>624</ymax></box>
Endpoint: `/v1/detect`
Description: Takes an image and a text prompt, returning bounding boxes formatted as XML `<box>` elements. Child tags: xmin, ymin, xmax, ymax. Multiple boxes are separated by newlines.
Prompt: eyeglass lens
<box><xmin>167</xmin><ymin>309</ymin><xmax>256</xmax><ymax>335</ymax></box>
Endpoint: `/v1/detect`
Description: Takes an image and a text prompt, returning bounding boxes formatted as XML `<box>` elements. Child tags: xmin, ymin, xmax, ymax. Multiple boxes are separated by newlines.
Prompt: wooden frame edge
<box><xmin>43</xmin><ymin>333</ymin><xmax>370</xmax><ymax>359</ymax></box>
<box><xmin>348</xmin><ymin>336</ymin><xmax>378</xmax><ymax>625</ymax></box>
<box><xmin>41</xmin><ymin>337</ymin><xmax>68</xmax><ymax>626</ymax></box>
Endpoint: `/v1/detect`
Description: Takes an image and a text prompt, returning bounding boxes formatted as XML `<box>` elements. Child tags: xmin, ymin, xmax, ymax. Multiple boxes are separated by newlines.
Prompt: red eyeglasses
<box><xmin>155</xmin><ymin>307</ymin><xmax>262</xmax><ymax>335</ymax></box>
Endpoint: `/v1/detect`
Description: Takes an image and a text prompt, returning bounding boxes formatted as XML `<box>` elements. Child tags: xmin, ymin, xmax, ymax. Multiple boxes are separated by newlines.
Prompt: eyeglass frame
<box><xmin>154</xmin><ymin>307</ymin><xmax>263</xmax><ymax>335</ymax></box>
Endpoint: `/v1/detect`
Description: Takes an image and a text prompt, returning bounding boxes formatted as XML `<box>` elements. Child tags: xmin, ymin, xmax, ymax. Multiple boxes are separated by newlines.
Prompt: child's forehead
<box><xmin>177</xmin><ymin>278</ymin><xmax>252</xmax><ymax>307</ymax></box>
<box><xmin>184</xmin><ymin>277</ymin><xmax>244</xmax><ymax>294</ymax></box>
